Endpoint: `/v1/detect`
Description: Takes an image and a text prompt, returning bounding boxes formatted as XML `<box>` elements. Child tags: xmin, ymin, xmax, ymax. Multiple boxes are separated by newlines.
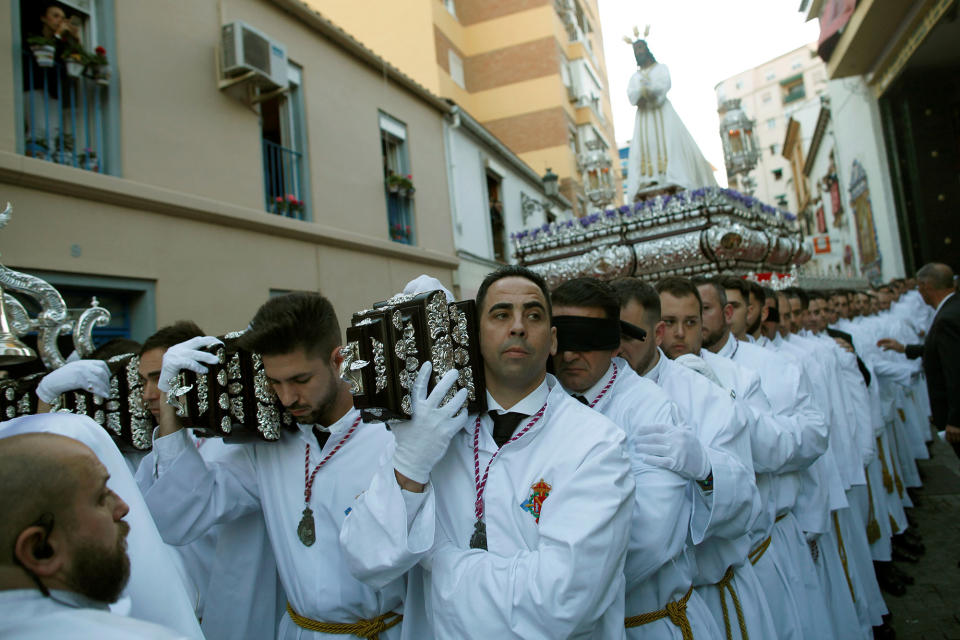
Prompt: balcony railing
<box><xmin>21</xmin><ymin>47</ymin><xmax>109</xmax><ymax>173</ymax></box>
<box><xmin>262</xmin><ymin>139</ymin><xmax>307</xmax><ymax>220</ymax></box>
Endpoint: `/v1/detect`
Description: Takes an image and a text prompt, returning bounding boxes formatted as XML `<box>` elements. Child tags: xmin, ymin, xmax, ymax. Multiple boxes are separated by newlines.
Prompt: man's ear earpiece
<box><xmin>33</xmin><ymin>539</ymin><xmax>54</xmax><ymax>559</ymax></box>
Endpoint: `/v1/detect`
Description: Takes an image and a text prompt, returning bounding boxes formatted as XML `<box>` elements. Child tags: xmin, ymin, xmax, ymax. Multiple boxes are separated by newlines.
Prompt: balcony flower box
<box><xmin>28</xmin><ymin>37</ymin><xmax>56</xmax><ymax>68</ymax></box>
<box><xmin>386</xmin><ymin>173</ymin><xmax>415</xmax><ymax>198</ymax></box>
<box><xmin>87</xmin><ymin>46</ymin><xmax>111</xmax><ymax>86</ymax></box>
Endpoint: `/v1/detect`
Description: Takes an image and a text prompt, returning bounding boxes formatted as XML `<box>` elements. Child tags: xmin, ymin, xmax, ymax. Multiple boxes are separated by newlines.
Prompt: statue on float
<box><xmin>625</xmin><ymin>27</ymin><xmax>717</xmax><ymax>202</ymax></box>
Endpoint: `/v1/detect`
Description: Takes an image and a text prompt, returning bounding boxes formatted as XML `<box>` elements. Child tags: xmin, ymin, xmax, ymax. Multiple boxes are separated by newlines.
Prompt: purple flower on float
<box><xmin>619</xmin><ymin>205</ymin><xmax>630</xmax><ymax>214</ymax></box>
<box><xmin>604</xmin><ymin>209</ymin><xmax>617</xmax><ymax>218</ymax></box>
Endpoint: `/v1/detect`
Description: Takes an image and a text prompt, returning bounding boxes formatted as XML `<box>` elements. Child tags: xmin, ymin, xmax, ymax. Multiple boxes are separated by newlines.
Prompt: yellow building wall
<box><xmin>301</xmin><ymin>0</ymin><xmax>441</xmax><ymax>94</ymax></box>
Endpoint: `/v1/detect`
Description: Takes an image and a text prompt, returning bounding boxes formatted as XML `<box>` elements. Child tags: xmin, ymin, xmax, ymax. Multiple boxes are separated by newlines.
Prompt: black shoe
<box><xmin>893</xmin><ymin>535</ymin><xmax>926</xmax><ymax>556</ymax></box>
<box><xmin>875</xmin><ymin>563</ymin><xmax>908</xmax><ymax>596</ymax></box>
<box><xmin>892</xmin><ymin>546</ymin><xmax>920</xmax><ymax>563</ymax></box>
<box><xmin>873</xmin><ymin>620</ymin><xmax>897</xmax><ymax>640</ymax></box>
<box><xmin>901</xmin><ymin>529</ymin><xmax>923</xmax><ymax>546</ymax></box>
<box><xmin>888</xmin><ymin>564</ymin><xmax>914</xmax><ymax>585</ymax></box>
<box><xmin>906</xmin><ymin>512</ymin><xmax>919</xmax><ymax>529</ymax></box>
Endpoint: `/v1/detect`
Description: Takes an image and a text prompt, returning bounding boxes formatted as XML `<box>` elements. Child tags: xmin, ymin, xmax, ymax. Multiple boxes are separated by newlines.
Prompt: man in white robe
<box><xmin>614</xmin><ymin>277</ymin><xmax>769</xmax><ymax>640</ymax></box>
<box><xmin>0</xmin><ymin>414</ymin><xmax>198</xmax><ymax>639</ymax></box>
<box><xmin>140</xmin><ymin>293</ymin><xmax>404</xmax><ymax>638</ymax></box>
<box><xmin>340</xmin><ymin>266</ymin><xmax>635</xmax><ymax>639</ymax></box>
<box><xmin>551</xmin><ymin>277</ymin><xmax>723</xmax><ymax>639</ymax></box>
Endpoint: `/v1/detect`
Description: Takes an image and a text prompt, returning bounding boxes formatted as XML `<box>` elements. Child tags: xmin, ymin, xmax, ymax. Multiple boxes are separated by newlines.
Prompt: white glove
<box><xmin>36</xmin><ymin>359</ymin><xmax>111</xmax><ymax>403</ymax></box>
<box><xmin>392</xmin><ymin>361</ymin><xmax>469</xmax><ymax>484</ymax></box>
<box><xmin>632</xmin><ymin>424</ymin><xmax>711</xmax><ymax>481</ymax></box>
<box><xmin>674</xmin><ymin>354</ymin><xmax>727</xmax><ymax>390</ymax></box>
<box><xmin>157</xmin><ymin>336</ymin><xmax>223</xmax><ymax>393</ymax></box>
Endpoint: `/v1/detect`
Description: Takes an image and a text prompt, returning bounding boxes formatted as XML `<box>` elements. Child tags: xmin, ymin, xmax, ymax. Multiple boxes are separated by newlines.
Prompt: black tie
<box><xmin>573</xmin><ymin>394</ymin><xmax>589</xmax><ymax>405</ymax></box>
<box><xmin>312</xmin><ymin>426</ymin><xmax>330</xmax><ymax>449</ymax></box>
<box><xmin>489</xmin><ymin>411</ymin><xmax>527</xmax><ymax>448</ymax></box>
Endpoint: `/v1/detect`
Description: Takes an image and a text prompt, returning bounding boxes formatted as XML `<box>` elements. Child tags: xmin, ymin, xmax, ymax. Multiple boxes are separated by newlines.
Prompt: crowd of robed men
<box><xmin>0</xmin><ymin>260</ymin><xmax>956</xmax><ymax>640</ymax></box>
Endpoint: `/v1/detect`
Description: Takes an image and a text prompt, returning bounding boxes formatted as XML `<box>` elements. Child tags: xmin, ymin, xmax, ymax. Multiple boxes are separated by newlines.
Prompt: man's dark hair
<box><xmin>655</xmin><ymin>276</ymin><xmax>702</xmax><ymax>313</ymax></box>
<box><xmin>240</xmin><ymin>292</ymin><xmax>340</xmax><ymax>358</ymax></box>
<box><xmin>91</xmin><ymin>338</ymin><xmax>142</xmax><ymax>361</ymax></box>
<box><xmin>692</xmin><ymin>276</ymin><xmax>727</xmax><ymax>306</ymax></box>
<box><xmin>476</xmin><ymin>265</ymin><xmax>552</xmax><ymax>318</ymax></box>
<box><xmin>761</xmin><ymin>286</ymin><xmax>777</xmax><ymax>306</ymax></box>
<box><xmin>746</xmin><ymin>280</ymin><xmax>765</xmax><ymax>306</ymax></box>
<box><xmin>807</xmin><ymin>290</ymin><xmax>827</xmax><ymax>302</ymax></box>
<box><xmin>720</xmin><ymin>276</ymin><xmax>750</xmax><ymax>301</ymax></box>
<box><xmin>551</xmin><ymin>278</ymin><xmax>619</xmax><ymax>320</ymax></box>
<box><xmin>140</xmin><ymin>321</ymin><xmax>205</xmax><ymax>355</ymax></box>
<box><xmin>610</xmin><ymin>277</ymin><xmax>661</xmax><ymax>321</ymax></box>
<box><xmin>784</xmin><ymin>287</ymin><xmax>809</xmax><ymax>310</ymax></box>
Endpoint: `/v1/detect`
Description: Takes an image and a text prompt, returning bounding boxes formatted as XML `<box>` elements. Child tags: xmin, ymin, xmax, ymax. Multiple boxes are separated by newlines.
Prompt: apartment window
<box><xmin>769</xmin><ymin>143</ymin><xmax>780</xmax><ymax>155</ymax></box>
<box><xmin>448</xmin><ymin>49</ymin><xmax>465</xmax><ymax>89</ymax></box>
<box><xmin>791</xmin><ymin>58</ymin><xmax>803</xmax><ymax>71</ymax></box>
<box><xmin>261</xmin><ymin>63</ymin><xmax>309</xmax><ymax>220</ymax></box>
<box><xmin>443</xmin><ymin>0</ymin><xmax>457</xmax><ymax>18</ymax></box>
<box><xmin>781</xmin><ymin>74</ymin><xmax>805</xmax><ymax>105</ymax></box>
<box><xmin>775</xmin><ymin>194</ymin><xmax>788</xmax><ymax>207</ymax></box>
<box><xmin>735</xmin><ymin>80</ymin><xmax>743</xmax><ymax>90</ymax></box>
<box><xmin>16</xmin><ymin>0</ymin><xmax>118</xmax><ymax>174</ymax></box>
<box><xmin>765</xmin><ymin>71</ymin><xmax>776</xmax><ymax>81</ymax></box>
<box><xmin>486</xmin><ymin>170</ymin><xmax>506</xmax><ymax>262</ymax></box>
<box><xmin>767</xmin><ymin>118</ymin><xmax>776</xmax><ymax>130</ymax></box>
<box><xmin>773</xmin><ymin>168</ymin><xmax>783</xmax><ymax>181</ymax></box>
<box><xmin>380</xmin><ymin>112</ymin><xmax>415</xmax><ymax>245</ymax></box>
<box><xmin>762</xmin><ymin>92</ymin><xmax>772</xmax><ymax>104</ymax></box>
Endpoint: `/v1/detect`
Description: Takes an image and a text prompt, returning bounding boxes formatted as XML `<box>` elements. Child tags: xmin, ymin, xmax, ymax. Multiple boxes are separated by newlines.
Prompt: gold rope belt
<box><xmin>625</xmin><ymin>585</ymin><xmax>694</xmax><ymax>639</ymax></box>
<box><xmin>865</xmin><ymin>474</ymin><xmax>881</xmax><ymax>544</ymax></box>
<box><xmin>715</xmin><ymin>566</ymin><xmax>749</xmax><ymax>640</ymax></box>
<box><xmin>774</xmin><ymin>513</ymin><xmax>787</xmax><ymax>523</ymax></box>
<box><xmin>748</xmin><ymin>536</ymin><xmax>772</xmax><ymax>566</ymax></box>
<box><xmin>832</xmin><ymin>513</ymin><xmax>856</xmax><ymax>602</ymax></box>
<box><xmin>286</xmin><ymin>603</ymin><xmax>402</xmax><ymax>639</ymax></box>
<box><xmin>876</xmin><ymin>437</ymin><xmax>894</xmax><ymax>493</ymax></box>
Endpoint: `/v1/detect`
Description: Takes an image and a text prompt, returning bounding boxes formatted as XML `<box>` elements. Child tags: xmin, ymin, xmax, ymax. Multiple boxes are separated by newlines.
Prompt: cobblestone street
<box><xmin>887</xmin><ymin>436</ymin><xmax>960</xmax><ymax>639</ymax></box>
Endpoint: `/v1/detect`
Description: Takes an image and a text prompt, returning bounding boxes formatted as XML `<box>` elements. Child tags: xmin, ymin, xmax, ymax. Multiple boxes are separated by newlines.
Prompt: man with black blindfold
<box><xmin>551</xmin><ymin>277</ymin><xmax>725</xmax><ymax>639</ymax></box>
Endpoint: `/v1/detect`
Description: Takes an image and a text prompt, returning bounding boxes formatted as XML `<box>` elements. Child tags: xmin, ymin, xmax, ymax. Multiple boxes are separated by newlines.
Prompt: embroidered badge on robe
<box><xmin>521</xmin><ymin>479</ymin><xmax>552</xmax><ymax>523</ymax></box>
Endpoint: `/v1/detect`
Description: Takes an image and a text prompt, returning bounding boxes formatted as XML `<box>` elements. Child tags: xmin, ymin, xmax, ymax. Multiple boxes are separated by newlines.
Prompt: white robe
<box><xmin>0</xmin><ymin>413</ymin><xmax>203</xmax><ymax>639</ymax></box>
<box><xmin>340</xmin><ymin>376</ymin><xmax>635</xmax><ymax>639</ymax></box>
<box><xmin>713</xmin><ymin>336</ymin><xmax>829</xmax><ymax>640</ymax></box>
<box><xmin>0</xmin><ymin>590</ymin><xmax>187</xmax><ymax>639</ymax></box>
<box><xmin>626</xmin><ymin>63</ymin><xmax>717</xmax><ymax>201</ymax></box>
<box><xmin>581</xmin><ymin>359</ymin><xmax>723</xmax><ymax>639</ymax></box>
<box><xmin>141</xmin><ymin>408</ymin><xmax>404</xmax><ymax>639</ymax></box>
<box><xmin>644</xmin><ymin>351</ymin><xmax>772</xmax><ymax>640</ymax></box>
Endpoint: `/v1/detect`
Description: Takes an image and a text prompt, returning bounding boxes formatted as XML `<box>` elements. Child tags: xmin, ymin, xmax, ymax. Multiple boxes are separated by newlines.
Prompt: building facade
<box><xmin>309</xmin><ymin>0</ymin><xmax>622</xmax><ymax>217</ymax></box>
<box><xmin>803</xmin><ymin>0</ymin><xmax>960</xmax><ymax>274</ymax></box>
<box><xmin>715</xmin><ymin>44</ymin><xmax>829</xmax><ymax>212</ymax></box>
<box><xmin>3</xmin><ymin>0</ymin><xmax>464</xmax><ymax>340</ymax></box>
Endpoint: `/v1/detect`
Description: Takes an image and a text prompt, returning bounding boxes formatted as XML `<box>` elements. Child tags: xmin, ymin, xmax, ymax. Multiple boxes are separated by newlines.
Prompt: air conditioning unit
<box><xmin>221</xmin><ymin>21</ymin><xmax>287</xmax><ymax>89</ymax></box>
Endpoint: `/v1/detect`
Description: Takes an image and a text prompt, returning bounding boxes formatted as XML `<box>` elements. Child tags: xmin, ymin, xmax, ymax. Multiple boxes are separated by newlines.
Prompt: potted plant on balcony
<box><xmin>385</xmin><ymin>173</ymin><xmax>403</xmax><ymax>194</ymax></box>
<box><xmin>87</xmin><ymin>46</ymin><xmax>110</xmax><ymax>86</ymax></box>
<box><xmin>390</xmin><ymin>223</ymin><xmax>412</xmax><ymax>243</ymax></box>
<box><xmin>62</xmin><ymin>42</ymin><xmax>87</xmax><ymax>78</ymax></box>
<box><xmin>273</xmin><ymin>194</ymin><xmax>304</xmax><ymax>217</ymax></box>
<box><xmin>27</xmin><ymin>36</ymin><xmax>57</xmax><ymax>68</ymax></box>
<box><xmin>78</xmin><ymin>148</ymin><xmax>99</xmax><ymax>172</ymax></box>
<box><xmin>25</xmin><ymin>137</ymin><xmax>49</xmax><ymax>160</ymax></box>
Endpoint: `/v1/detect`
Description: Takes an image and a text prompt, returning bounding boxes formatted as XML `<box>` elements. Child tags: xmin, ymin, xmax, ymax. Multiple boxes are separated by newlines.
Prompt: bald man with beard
<box><xmin>0</xmin><ymin>432</ymin><xmax>185</xmax><ymax>639</ymax></box>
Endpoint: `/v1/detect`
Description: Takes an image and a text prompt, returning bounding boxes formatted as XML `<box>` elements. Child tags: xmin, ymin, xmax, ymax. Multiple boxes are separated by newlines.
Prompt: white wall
<box><xmin>827</xmin><ymin>77</ymin><xmax>906</xmax><ymax>280</ymax></box>
<box><xmin>445</xmin><ymin>120</ymin><xmax>553</xmax><ymax>296</ymax></box>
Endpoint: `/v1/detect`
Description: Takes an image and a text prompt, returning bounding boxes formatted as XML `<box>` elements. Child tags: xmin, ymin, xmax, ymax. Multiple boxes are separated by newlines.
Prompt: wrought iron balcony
<box><xmin>262</xmin><ymin>139</ymin><xmax>307</xmax><ymax>220</ymax></box>
<box><xmin>20</xmin><ymin>47</ymin><xmax>110</xmax><ymax>173</ymax></box>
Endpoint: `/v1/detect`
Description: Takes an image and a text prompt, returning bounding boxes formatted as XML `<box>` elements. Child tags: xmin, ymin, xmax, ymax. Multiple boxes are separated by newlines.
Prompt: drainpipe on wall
<box><xmin>444</xmin><ymin>105</ymin><xmax>462</xmax><ymax>236</ymax></box>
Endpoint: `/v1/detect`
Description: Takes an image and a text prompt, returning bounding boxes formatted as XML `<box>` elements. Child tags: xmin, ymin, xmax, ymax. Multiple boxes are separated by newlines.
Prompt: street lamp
<box><xmin>542</xmin><ymin>168</ymin><xmax>559</xmax><ymax>198</ymax></box>
<box><xmin>718</xmin><ymin>99</ymin><xmax>760</xmax><ymax>194</ymax></box>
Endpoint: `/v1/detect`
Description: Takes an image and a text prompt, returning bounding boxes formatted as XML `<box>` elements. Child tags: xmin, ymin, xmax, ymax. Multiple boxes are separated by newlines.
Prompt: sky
<box><xmin>597</xmin><ymin>0</ymin><xmax>820</xmax><ymax>186</ymax></box>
